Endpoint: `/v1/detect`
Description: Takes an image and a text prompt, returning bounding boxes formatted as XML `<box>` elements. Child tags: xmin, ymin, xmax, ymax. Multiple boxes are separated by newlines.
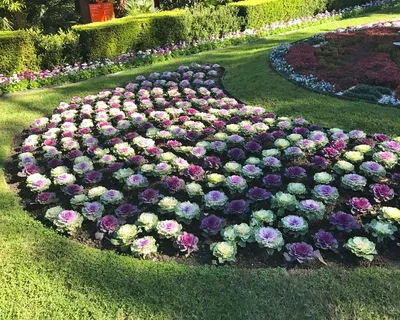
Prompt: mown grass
<box><xmin>1</xmin><ymin>6</ymin><xmax>400</xmax><ymax>320</ymax></box>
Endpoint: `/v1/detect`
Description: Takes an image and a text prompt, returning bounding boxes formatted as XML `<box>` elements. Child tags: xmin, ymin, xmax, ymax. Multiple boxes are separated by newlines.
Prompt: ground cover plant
<box><xmin>270</xmin><ymin>19</ymin><xmax>400</xmax><ymax>105</ymax></box>
<box><xmin>3</xmin><ymin>8</ymin><xmax>400</xmax><ymax>320</ymax></box>
<box><xmin>13</xmin><ymin>61</ymin><xmax>400</xmax><ymax>267</ymax></box>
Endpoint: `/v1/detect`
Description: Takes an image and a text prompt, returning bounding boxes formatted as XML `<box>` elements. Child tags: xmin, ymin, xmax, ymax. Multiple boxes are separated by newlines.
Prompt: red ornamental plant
<box><xmin>287</xmin><ymin>27</ymin><xmax>400</xmax><ymax>91</ymax></box>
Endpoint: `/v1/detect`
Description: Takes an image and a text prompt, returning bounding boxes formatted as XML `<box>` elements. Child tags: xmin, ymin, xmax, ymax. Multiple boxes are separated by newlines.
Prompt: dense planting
<box><xmin>270</xmin><ymin>19</ymin><xmax>400</xmax><ymax>105</ymax></box>
<box><xmin>15</xmin><ymin>63</ymin><xmax>400</xmax><ymax>266</ymax></box>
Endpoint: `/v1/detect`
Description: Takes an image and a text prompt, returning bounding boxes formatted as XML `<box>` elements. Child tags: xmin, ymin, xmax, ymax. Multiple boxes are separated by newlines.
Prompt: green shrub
<box><xmin>0</xmin><ymin>31</ymin><xmax>38</xmax><ymax>75</ymax></box>
<box><xmin>187</xmin><ymin>5</ymin><xmax>242</xmax><ymax>40</ymax></box>
<box><xmin>73</xmin><ymin>6</ymin><xmax>241</xmax><ymax>61</ymax></box>
<box><xmin>229</xmin><ymin>0</ymin><xmax>371</xmax><ymax>29</ymax></box>
<box><xmin>73</xmin><ymin>10</ymin><xmax>189</xmax><ymax>61</ymax></box>
<box><xmin>27</xmin><ymin>29</ymin><xmax>80</xmax><ymax>70</ymax></box>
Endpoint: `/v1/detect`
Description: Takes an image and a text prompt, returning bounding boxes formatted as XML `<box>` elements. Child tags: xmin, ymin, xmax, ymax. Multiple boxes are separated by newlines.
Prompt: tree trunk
<box><xmin>79</xmin><ymin>0</ymin><xmax>91</xmax><ymax>23</ymax></box>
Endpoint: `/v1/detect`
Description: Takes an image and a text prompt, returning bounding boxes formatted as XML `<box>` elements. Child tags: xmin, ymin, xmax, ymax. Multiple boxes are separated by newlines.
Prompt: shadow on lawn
<box><xmin>1</xmin><ymin>196</ymin><xmax>397</xmax><ymax>319</ymax></box>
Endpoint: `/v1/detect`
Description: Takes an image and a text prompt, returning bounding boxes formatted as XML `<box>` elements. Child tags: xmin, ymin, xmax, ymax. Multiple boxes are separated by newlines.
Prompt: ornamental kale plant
<box><xmin>15</xmin><ymin>63</ymin><xmax>400</xmax><ymax>266</ymax></box>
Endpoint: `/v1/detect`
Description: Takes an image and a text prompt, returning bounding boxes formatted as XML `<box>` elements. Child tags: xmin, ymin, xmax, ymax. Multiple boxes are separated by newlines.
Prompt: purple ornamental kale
<box><xmin>244</xmin><ymin>141</ymin><xmax>262</xmax><ymax>153</ymax></box>
<box><xmin>98</xmin><ymin>215</ymin><xmax>118</xmax><ymax>233</ymax></box>
<box><xmin>36</xmin><ymin>192</ymin><xmax>58</xmax><ymax>205</ymax></box>
<box><xmin>174</xmin><ymin>232</ymin><xmax>199</xmax><ymax>257</ymax></box>
<box><xmin>310</xmin><ymin>156</ymin><xmax>328</xmax><ymax>170</ymax></box>
<box><xmin>164</xmin><ymin>176</ymin><xmax>185</xmax><ymax>193</ymax></box>
<box><xmin>370</xmin><ymin>184</ymin><xmax>395</xmax><ymax>203</ymax></box>
<box><xmin>200</xmin><ymin>215</ymin><xmax>223</xmax><ymax>235</ymax></box>
<box><xmin>115</xmin><ymin>203</ymin><xmax>138</xmax><ymax>219</ymax></box>
<box><xmin>348</xmin><ymin>197</ymin><xmax>372</xmax><ymax>214</ymax></box>
<box><xmin>330</xmin><ymin>211</ymin><xmax>359</xmax><ymax>232</ymax></box>
<box><xmin>185</xmin><ymin>165</ymin><xmax>205</xmax><ymax>181</ymax></box>
<box><xmin>313</xmin><ymin>230</ymin><xmax>338</xmax><ymax>251</ymax></box>
<box><xmin>139</xmin><ymin>188</ymin><xmax>162</xmax><ymax>205</ymax></box>
<box><xmin>224</xmin><ymin>199</ymin><xmax>249</xmax><ymax>215</ymax></box>
<box><xmin>263</xmin><ymin>174</ymin><xmax>282</xmax><ymax>188</ymax></box>
<box><xmin>246</xmin><ymin>187</ymin><xmax>272</xmax><ymax>201</ymax></box>
<box><xmin>62</xmin><ymin>184</ymin><xmax>84</xmax><ymax>196</ymax></box>
<box><xmin>227</xmin><ymin>148</ymin><xmax>246</xmax><ymax>161</ymax></box>
<box><xmin>84</xmin><ymin>171</ymin><xmax>103</xmax><ymax>184</ymax></box>
<box><xmin>204</xmin><ymin>156</ymin><xmax>222</xmax><ymax>169</ymax></box>
<box><xmin>284</xmin><ymin>242</ymin><xmax>321</xmax><ymax>264</ymax></box>
<box><xmin>285</xmin><ymin>166</ymin><xmax>307</xmax><ymax>179</ymax></box>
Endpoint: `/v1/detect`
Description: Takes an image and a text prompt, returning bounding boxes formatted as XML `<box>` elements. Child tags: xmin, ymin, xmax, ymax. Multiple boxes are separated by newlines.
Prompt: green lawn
<box><xmin>1</xmin><ymin>7</ymin><xmax>400</xmax><ymax>320</ymax></box>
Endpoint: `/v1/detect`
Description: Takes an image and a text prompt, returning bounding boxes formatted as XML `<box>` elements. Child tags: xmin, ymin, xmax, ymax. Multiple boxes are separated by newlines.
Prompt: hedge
<box><xmin>0</xmin><ymin>31</ymin><xmax>38</xmax><ymax>75</ymax></box>
<box><xmin>229</xmin><ymin>0</ymin><xmax>372</xmax><ymax>29</ymax></box>
<box><xmin>73</xmin><ymin>6</ymin><xmax>242</xmax><ymax>61</ymax></box>
<box><xmin>73</xmin><ymin>11</ymin><xmax>189</xmax><ymax>61</ymax></box>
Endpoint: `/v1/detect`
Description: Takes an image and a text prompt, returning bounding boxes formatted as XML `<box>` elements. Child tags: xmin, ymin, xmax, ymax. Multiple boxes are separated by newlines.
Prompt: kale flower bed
<box><xmin>13</xmin><ymin>63</ymin><xmax>400</xmax><ymax>267</ymax></box>
<box><xmin>270</xmin><ymin>19</ymin><xmax>400</xmax><ymax>106</ymax></box>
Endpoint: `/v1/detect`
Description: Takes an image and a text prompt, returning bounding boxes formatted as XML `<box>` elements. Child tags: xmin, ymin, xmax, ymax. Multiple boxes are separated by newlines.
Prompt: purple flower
<box><xmin>285</xmin><ymin>166</ymin><xmax>307</xmax><ymax>179</ymax></box>
<box><xmin>36</xmin><ymin>192</ymin><xmax>57</xmax><ymax>204</ymax></box>
<box><xmin>244</xmin><ymin>141</ymin><xmax>262</xmax><ymax>153</ymax></box>
<box><xmin>227</xmin><ymin>148</ymin><xmax>246</xmax><ymax>161</ymax></box>
<box><xmin>204</xmin><ymin>156</ymin><xmax>222</xmax><ymax>169</ymax></box>
<box><xmin>174</xmin><ymin>232</ymin><xmax>199</xmax><ymax>256</ymax></box>
<box><xmin>98</xmin><ymin>215</ymin><xmax>118</xmax><ymax>233</ymax></box>
<box><xmin>310</xmin><ymin>156</ymin><xmax>328</xmax><ymax>170</ymax></box>
<box><xmin>370</xmin><ymin>184</ymin><xmax>394</xmax><ymax>203</ymax></box>
<box><xmin>145</xmin><ymin>147</ymin><xmax>163</xmax><ymax>158</ymax></box>
<box><xmin>263</xmin><ymin>174</ymin><xmax>282</xmax><ymax>188</ymax></box>
<box><xmin>185</xmin><ymin>165</ymin><xmax>205</xmax><ymax>181</ymax></box>
<box><xmin>247</xmin><ymin>187</ymin><xmax>272</xmax><ymax>201</ymax></box>
<box><xmin>284</xmin><ymin>242</ymin><xmax>319</xmax><ymax>264</ymax></box>
<box><xmin>224</xmin><ymin>199</ymin><xmax>249</xmax><ymax>215</ymax></box>
<box><xmin>62</xmin><ymin>184</ymin><xmax>84</xmax><ymax>196</ymax></box>
<box><xmin>272</xmin><ymin>130</ymin><xmax>286</xmax><ymax>139</ymax></box>
<box><xmin>313</xmin><ymin>230</ymin><xmax>338</xmax><ymax>251</ymax></box>
<box><xmin>139</xmin><ymin>188</ymin><xmax>162</xmax><ymax>205</ymax></box>
<box><xmin>200</xmin><ymin>215</ymin><xmax>223</xmax><ymax>235</ymax></box>
<box><xmin>115</xmin><ymin>203</ymin><xmax>138</xmax><ymax>219</ymax></box>
<box><xmin>330</xmin><ymin>211</ymin><xmax>359</xmax><ymax>232</ymax></box>
<box><xmin>164</xmin><ymin>176</ymin><xmax>185</xmax><ymax>193</ymax></box>
<box><xmin>84</xmin><ymin>171</ymin><xmax>103</xmax><ymax>184</ymax></box>
<box><xmin>348</xmin><ymin>197</ymin><xmax>372</xmax><ymax>214</ymax></box>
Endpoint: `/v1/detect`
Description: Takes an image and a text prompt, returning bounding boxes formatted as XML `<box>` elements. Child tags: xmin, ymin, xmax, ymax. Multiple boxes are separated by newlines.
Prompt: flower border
<box><xmin>269</xmin><ymin>18</ymin><xmax>400</xmax><ymax>107</ymax></box>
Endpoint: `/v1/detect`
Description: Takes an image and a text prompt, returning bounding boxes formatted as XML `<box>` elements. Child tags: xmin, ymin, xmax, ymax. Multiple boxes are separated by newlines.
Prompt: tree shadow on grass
<box><xmin>1</xmin><ymin>194</ymin><xmax>400</xmax><ymax>319</ymax></box>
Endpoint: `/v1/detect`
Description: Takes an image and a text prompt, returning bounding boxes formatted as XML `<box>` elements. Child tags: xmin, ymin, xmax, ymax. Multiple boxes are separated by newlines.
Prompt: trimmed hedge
<box><xmin>0</xmin><ymin>31</ymin><xmax>38</xmax><ymax>75</ymax></box>
<box><xmin>73</xmin><ymin>11</ymin><xmax>189</xmax><ymax>61</ymax></box>
<box><xmin>229</xmin><ymin>0</ymin><xmax>372</xmax><ymax>29</ymax></box>
<box><xmin>73</xmin><ymin>6</ymin><xmax>242</xmax><ymax>61</ymax></box>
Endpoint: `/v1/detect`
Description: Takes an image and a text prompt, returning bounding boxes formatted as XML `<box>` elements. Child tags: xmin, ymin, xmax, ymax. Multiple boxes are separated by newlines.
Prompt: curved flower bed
<box><xmin>14</xmin><ymin>63</ymin><xmax>400</xmax><ymax>267</ymax></box>
<box><xmin>270</xmin><ymin>19</ymin><xmax>400</xmax><ymax>106</ymax></box>
<box><xmin>1</xmin><ymin>0</ymin><xmax>397</xmax><ymax>96</ymax></box>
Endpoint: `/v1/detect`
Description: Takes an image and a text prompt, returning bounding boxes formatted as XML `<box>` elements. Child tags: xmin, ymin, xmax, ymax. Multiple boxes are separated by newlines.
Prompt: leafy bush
<box><xmin>27</xmin><ymin>29</ymin><xmax>79</xmax><ymax>70</ymax></box>
<box><xmin>73</xmin><ymin>11</ymin><xmax>189</xmax><ymax>61</ymax></box>
<box><xmin>0</xmin><ymin>30</ymin><xmax>38</xmax><ymax>74</ymax></box>
<box><xmin>73</xmin><ymin>5</ymin><xmax>242</xmax><ymax>61</ymax></box>
<box><xmin>229</xmin><ymin>0</ymin><xmax>371</xmax><ymax>29</ymax></box>
<box><xmin>186</xmin><ymin>4</ymin><xmax>241</xmax><ymax>40</ymax></box>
